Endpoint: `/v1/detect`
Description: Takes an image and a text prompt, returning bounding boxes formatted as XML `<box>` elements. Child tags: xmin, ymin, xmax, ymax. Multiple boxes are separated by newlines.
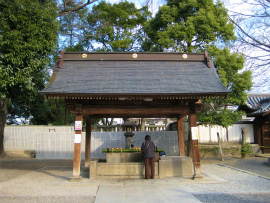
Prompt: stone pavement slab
<box><xmin>48</xmin><ymin>169</ymin><xmax>229</xmax><ymax>203</ymax></box>
<box><xmin>94</xmin><ymin>183</ymin><xmax>202</xmax><ymax>203</ymax></box>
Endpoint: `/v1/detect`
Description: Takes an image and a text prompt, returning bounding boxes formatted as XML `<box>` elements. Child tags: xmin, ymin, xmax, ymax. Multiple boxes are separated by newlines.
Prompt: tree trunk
<box><xmin>0</xmin><ymin>98</ymin><xmax>8</xmax><ymax>157</ymax></box>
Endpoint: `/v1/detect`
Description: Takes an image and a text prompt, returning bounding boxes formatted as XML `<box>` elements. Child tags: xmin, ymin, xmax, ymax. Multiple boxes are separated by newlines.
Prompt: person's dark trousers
<box><xmin>145</xmin><ymin>157</ymin><xmax>155</xmax><ymax>179</ymax></box>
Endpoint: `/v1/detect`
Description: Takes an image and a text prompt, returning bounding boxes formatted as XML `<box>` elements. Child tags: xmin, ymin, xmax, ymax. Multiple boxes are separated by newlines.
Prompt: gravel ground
<box><xmin>194</xmin><ymin>194</ymin><xmax>270</xmax><ymax>203</ymax></box>
<box><xmin>0</xmin><ymin>196</ymin><xmax>95</xmax><ymax>203</ymax></box>
<box><xmin>0</xmin><ymin>158</ymin><xmax>74</xmax><ymax>182</ymax></box>
<box><xmin>0</xmin><ymin>156</ymin><xmax>96</xmax><ymax>203</ymax></box>
<box><xmin>201</xmin><ymin>156</ymin><xmax>270</xmax><ymax>178</ymax></box>
<box><xmin>0</xmin><ymin>155</ymin><xmax>269</xmax><ymax>203</ymax></box>
<box><xmin>192</xmin><ymin>156</ymin><xmax>270</xmax><ymax>203</ymax></box>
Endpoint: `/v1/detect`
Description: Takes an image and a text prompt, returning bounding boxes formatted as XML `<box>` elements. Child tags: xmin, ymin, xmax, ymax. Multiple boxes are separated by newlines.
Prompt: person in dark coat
<box><xmin>141</xmin><ymin>135</ymin><xmax>155</xmax><ymax>179</ymax></box>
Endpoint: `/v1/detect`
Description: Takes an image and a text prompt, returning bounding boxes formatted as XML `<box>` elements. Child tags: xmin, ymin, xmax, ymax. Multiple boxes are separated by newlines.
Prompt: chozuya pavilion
<box><xmin>41</xmin><ymin>51</ymin><xmax>230</xmax><ymax>181</ymax></box>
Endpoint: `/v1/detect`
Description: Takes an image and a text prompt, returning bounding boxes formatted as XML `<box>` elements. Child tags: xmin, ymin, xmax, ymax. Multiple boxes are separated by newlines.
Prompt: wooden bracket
<box><xmin>75</xmin><ymin>104</ymin><xmax>83</xmax><ymax>114</ymax></box>
<box><xmin>177</xmin><ymin>114</ymin><xmax>187</xmax><ymax>119</ymax></box>
<box><xmin>190</xmin><ymin>104</ymin><xmax>202</xmax><ymax>114</ymax></box>
<box><xmin>204</xmin><ymin>51</ymin><xmax>211</xmax><ymax>68</ymax></box>
<box><xmin>58</xmin><ymin>50</ymin><xmax>65</xmax><ymax>68</ymax></box>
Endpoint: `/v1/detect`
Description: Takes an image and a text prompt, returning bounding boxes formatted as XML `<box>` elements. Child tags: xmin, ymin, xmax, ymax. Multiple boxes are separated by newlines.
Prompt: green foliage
<box><xmin>101</xmin><ymin>149</ymin><xmax>164</xmax><ymax>153</ymax></box>
<box><xmin>0</xmin><ymin>0</ymin><xmax>59</xmax><ymax>99</ymax></box>
<box><xmin>207</xmin><ymin>46</ymin><xmax>253</xmax><ymax>106</ymax></box>
<box><xmin>84</xmin><ymin>1</ymin><xmax>151</xmax><ymax>52</ymax></box>
<box><xmin>240</xmin><ymin>142</ymin><xmax>252</xmax><ymax>156</ymax></box>
<box><xmin>197</xmin><ymin>108</ymin><xmax>244</xmax><ymax>129</ymax></box>
<box><xmin>143</xmin><ymin>0</ymin><xmax>236</xmax><ymax>52</ymax></box>
<box><xmin>45</xmin><ymin>98</ymin><xmax>75</xmax><ymax>125</ymax></box>
<box><xmin>6</xmin><ymin>69</ymin><xmax>53</xmax><ymax>125</ymax></box>
<box><xmin>197</xmin><ymin>46</ymin><xmax>252</xmax><ymax>128</ymax></box>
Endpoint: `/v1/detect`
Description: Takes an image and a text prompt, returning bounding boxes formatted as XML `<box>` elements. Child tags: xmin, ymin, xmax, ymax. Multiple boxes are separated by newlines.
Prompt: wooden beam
<box><xmin>73</xmin><ymin>106</ymin><xmax>190</xmax><ymax>115</ymax></box>
<box><xmin>177</xmin><ymin>117</ymin><xmax>185</xmax><ymax>156</ymax></box>
<box><xmin>83</xmin><ymin>114</ymin><xmax>186</xmax><ymax>118</ymax></box>
<box><xmin>85</xmin><ymin>117</ymin><xmax>91</xmax><ymax>168</ymax></box>
<box><xmin>63</xmin><ymin>52</ymin><xmax>206</xmax><ymax>61</ymax></box>
<box><xmin>70</xmin><ymin>114</ymin><xmax>83</xmax><ymax>182</ymax></box>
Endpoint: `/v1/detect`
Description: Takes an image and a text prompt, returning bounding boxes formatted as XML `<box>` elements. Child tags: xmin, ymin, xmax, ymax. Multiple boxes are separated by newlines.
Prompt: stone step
<box><xmin>6</xmin><ymin>150</ymin><xmax>36</xmax><ymax>158</ymax></box>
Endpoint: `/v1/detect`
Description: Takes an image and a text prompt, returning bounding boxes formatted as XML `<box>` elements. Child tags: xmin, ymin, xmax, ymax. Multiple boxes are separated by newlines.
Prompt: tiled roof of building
<box><xmin>41</xmin><ymin>52</ymin><xmax>231</xmax><ymax>97</ymax></box>
<box><xmin>245</xmin><ymin>93</ymin><xmax>270</xmax><ymax>116</ymax></box>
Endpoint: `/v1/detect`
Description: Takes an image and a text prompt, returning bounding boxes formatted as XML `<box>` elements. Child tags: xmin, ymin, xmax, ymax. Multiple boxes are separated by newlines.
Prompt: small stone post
<box><xmin>217</xmin><ymin>132</ymin><xmax>224</xmax><ymax>161</ymax></box>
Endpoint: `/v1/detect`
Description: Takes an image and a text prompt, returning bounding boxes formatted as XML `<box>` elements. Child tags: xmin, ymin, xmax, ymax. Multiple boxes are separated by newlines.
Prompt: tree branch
<box><xmin>58</xmin><ymin>0</ymin><xmax>99</xmax><ymax>17</ymax></box>
<box><xmin>229</xmin><ymin>16</ymin><xmax>270</xmax><ymax>51</ymax></box>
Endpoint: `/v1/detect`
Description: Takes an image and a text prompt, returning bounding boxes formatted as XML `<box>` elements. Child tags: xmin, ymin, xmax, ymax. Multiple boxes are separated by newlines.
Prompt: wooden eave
<box><xmin>44</xmin><ymin>92</ymin><xmax>228</xmax><ymax>100</ymax></box>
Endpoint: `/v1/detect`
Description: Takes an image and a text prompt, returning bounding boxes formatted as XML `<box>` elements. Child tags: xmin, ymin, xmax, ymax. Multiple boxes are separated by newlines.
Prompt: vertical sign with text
<box><xmin>191</xmin><ymin>127</ymin><xmax>199</xmax><ymax>140</ymax></box>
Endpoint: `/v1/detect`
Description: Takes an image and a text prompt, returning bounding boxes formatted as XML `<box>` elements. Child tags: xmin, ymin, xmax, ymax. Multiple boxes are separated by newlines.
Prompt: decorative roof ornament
<box><xmin>182</xmin><ymin>54</ymin><xmax>188</xmax><ymax>59</ymax></box>
<box><xmin>82</xmin><ymin>53</ymin><xmax>87</xmax><ymax>58</ymax></box>
<box><xmin>132</xmin><ymin>53</ymin><xmax>137</xmax><ymax>58</ymax></box>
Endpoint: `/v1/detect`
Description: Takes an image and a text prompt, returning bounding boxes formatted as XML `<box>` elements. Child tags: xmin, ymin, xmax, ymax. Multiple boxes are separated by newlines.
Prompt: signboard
<box><xmin>75</xmin><ymin>121</ymin><xmax>82</xmax><ymax>131</ymax></box>
<box><xmin>191</xmin><ymin>127</ymin><xmax>199</xmax><ymax>140</ymax></box>
<box><xmin>74</xmin><ymin>134</ymin><xmax>81</xmax><ymax>143</ymax></box>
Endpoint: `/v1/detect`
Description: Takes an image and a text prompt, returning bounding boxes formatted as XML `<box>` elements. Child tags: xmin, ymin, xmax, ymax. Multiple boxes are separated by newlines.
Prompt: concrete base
<box><xmin>90</xmin><ymin>161</ymin><xmax>158</xmax><ymax>179</ymax></box>
<box><xmin>90</xmin><ymin>156</ymin><xmax>194</xmax><ymax>179</ymax></box>
<box><xmin>159</xmin><ymin>156</ymin><xmax>194</xmax><ymax>178</ymax></box>
<box><xmin>193</xmin><ymin>174</ymin><xmax>204</xmax><ymax>179</ymax></box>
<box><xmin>70</xmin><ymin>176</ymin><xmax>82</xmax><ymax>182</ymax></box>
<box><xmin>105</xmin><ymin>152</ymin><xmax>159</xmax><ymax>163</ymax></box>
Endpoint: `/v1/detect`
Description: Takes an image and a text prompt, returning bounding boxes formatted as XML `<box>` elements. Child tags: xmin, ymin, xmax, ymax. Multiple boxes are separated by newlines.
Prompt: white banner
<box><xmin>191</xmin><ymin>127</ymin><xmax>199</xmax><ymax>140</ymax></box>
<box><xmin>74</xmin><ymin>134</ymin><xmax>81</xmax><ymax>143</ymax></box>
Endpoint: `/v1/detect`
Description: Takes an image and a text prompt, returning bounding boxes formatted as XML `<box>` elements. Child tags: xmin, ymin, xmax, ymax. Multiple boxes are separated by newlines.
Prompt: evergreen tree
<box><xmin>83</xmin><ymin>1</ymin><xmax>151</xmax><ymax>52</ymax></box>
<box><xmin>143</xmin><ymin>0</ymin><xmax>235</xmax><ymax>52</ymax></box>
<box><xmin>0</xmin><ymin>0</ymin><xmax>59</xmax><ymax>157</ymax></box>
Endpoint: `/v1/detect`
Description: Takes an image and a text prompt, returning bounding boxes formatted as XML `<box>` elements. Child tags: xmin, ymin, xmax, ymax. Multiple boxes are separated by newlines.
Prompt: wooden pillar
<box><xmin>70</xmin><ymin>114</ymin><xmax>83</xmax><ymax>182</ymax></box>
<box><xmin>177</xmin><ymin>117</ymin><xmax>185</xmax><ymax>156</ymax></box>
<box><xmin>189</xmin><ymin>113</ymin><xmax>203</xmax><ymax>177</ymax></box>
<box><xmin>85</xmin><ymin>117</ymin><xmax>91</xmax><ymax>168</ymax></box>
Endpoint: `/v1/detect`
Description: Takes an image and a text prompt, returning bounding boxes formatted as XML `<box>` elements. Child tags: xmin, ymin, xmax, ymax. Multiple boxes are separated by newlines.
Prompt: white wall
<box><xmin>4</xmin><ymin>123</ymin><xmax>254</xmax><ymax>159</ymax></box>
<box><xmin>4</xmin><ymin>126</ymin><xmax>179</xmax><ymax>159</ymax></box>
<box><xmin>198</xmin><ymin>124</ymin><xmax>254</xmax><ymax>144</ymax></box>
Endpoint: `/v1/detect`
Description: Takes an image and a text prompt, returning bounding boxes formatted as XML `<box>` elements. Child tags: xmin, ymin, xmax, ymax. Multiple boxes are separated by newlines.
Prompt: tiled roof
<box><xmin>245</xmin><ymin>94</ymin><xmax>270</xmax><ymax>116</ymax></box>
<box><xmin>41</xmin><ymin>52</ymin><xmax>231</xmax><ymax>97</ymax></box>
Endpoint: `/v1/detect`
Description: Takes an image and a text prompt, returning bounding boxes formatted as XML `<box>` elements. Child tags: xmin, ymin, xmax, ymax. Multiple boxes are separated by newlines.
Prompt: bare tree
<box><xmin>227</xmin><ymin>0</ymin><xmax>270</xmax><ymax>91</ymax></box>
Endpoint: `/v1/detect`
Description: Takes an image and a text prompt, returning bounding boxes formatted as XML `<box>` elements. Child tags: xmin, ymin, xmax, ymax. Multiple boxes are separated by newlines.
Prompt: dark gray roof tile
<box><xmin>41</xmin><ymin>54</ymin><xmax>230</xmax><ymax>96</ymax></box>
